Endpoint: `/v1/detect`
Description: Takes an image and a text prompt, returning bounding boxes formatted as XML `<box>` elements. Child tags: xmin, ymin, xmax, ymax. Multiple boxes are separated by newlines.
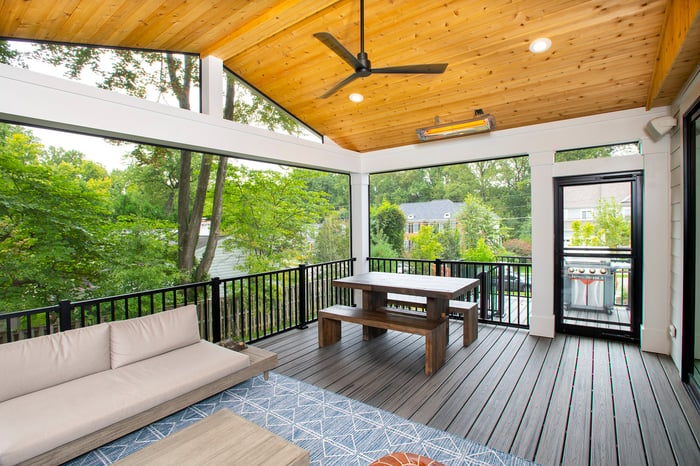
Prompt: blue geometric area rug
<box><xmin>68</xmin><ymin>372</ymin><xmax>535</xmax><ymax>466</ymax></box>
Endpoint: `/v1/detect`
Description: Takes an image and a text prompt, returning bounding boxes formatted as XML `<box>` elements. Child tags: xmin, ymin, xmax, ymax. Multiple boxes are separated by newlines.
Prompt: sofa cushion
<box><xmin>109</xmin><ymin>304</ymin><xmax>201</xmax><ymax>369</ymax></box>
<box><xmin>0</xmin><ymin>341</ymin><xmax>249</xmax><ymax>466</ymax></box>
<box><xmin>0</xmin><ymin>324</ymin><xmax>110</xmax><ymax>403</ymax></box>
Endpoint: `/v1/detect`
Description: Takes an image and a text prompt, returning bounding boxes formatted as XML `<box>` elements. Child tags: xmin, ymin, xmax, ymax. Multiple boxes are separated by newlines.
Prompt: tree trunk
<box><xmin>196</xmin><ymin>158</ymin><xmax>227</xmax><ymax>280</ymax></box>
<box><xmin>191</xmin><ymin>72</ymin><xmax>236</xmax><ymax>280</ymax></box>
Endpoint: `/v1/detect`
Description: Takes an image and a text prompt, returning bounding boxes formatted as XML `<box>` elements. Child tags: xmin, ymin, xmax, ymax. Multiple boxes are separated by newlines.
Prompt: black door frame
<box><xmin>553</xmin><ymin>171</ymin><xmax>644</xmax><ymax>341</ymax></box>
<box><xmin>682</xmin><ymin>96</ymin><xmax>700</xmax><ymax>388</ymax></box>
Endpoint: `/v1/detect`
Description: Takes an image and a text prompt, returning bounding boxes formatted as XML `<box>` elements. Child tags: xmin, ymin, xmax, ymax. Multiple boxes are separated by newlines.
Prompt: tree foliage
<box><xmin>456</xmin><ymin>193</ymin><xmax>502</xmax><ymax>251</ymax></box>
<box><xmin>219</xmin><ymin>166</ymin><xmax>333</xmax><ymax>272</ymax></box>
<box><xmin>371</xmin><ymin>200</ymin><xmax>406</xmax><ymax>254</ymax></box>
<box><xmin>409</xmin><ymin>225</ymin><xmax>443</xmax><ymax>260</ymax></box>
<box><xmin>369</xmin><ymin>156</ymin><xmax>531</xmax><ymax>258</ymax></box>
<box><xmin>313</xmin><ymin>211</ymin><xmax>350</xmax><ymax>263</ymax></box>
<box><xmin>570</xmin><ymin>198</ymin><xmax>630</xmax><ymax>248</ymax></box>
<box><xmin>463</xmin><ymin>238</ymin><xmax>497</xmax><ymax>262</ymax></box>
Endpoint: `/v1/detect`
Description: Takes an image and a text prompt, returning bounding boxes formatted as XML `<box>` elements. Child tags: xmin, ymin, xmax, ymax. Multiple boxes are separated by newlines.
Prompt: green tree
<box><xmin>409</xmin><ymin>225</ymin><xmax>444</xmax><ymax>260</ymax></box>
<box><xmin>371</xmin><ymin>232</ymin><xmax>400</xmax><ymax>258</ymax></box>
<box><xmin>594</xmin><ymin>198</ymin><xmax>630</xmax><ymax>247</ymax></box>
<box><xmin>313</xmin><ymin>211</ymin><xmax>350</xmax><ymax>263</ymax></box>
<box><xmin>0</xmin><ymin>40</ymin><xmax>23</xmax><ymax>65</ymax></box>
<box><xmin>438</xmin><ymin>225</ymin><xmax>462</xmax><ymax>260</ymax></box>
<box><xmin>570</xmin><ymin>199</ymin><xmax>629</xmax><ymax>248</ymax></box>
<box><xmin>371</xmin><ymin>200</ymin><xmax>406</xmax><ymax>254</ymax></box>
<box><xmin>0</xmin><ymin>125</ymin><xmax>112</xmax><ymax>309</ymax></box>
<box><xmin>31</xmin><ymin>43</ymin><xmax>301</xmax><ymax>281</ymax></box>
<box><xmin>463</xmin><ymin>238</ymin><xmax>497</xmax><ymax>262</ymax></box>
<box><xmin>456</xmin><ymin>193</ymin><xmax>501</xmax><ymax>250</ymax></box>
<box><xmin>220</xmin><ymin>166</ymin><xmax>332</xmax><ymax>272</ymax></box>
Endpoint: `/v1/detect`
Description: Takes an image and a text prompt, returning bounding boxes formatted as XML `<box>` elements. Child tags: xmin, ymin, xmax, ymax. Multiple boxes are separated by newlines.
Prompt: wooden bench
<box><xmin>317</xmin><ymin>305</ymin><xmax>447</xmax><ymax>376</ymax></box>
<box><xmin>386</xmin><ymin>293</ymin><xmax>478</xmax><ymax>347</ymax></box>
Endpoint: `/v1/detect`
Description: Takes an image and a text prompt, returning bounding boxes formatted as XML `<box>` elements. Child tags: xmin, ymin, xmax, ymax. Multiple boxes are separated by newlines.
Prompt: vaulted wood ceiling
<box><xmin>1</xmin><ymin>1</ymin><xmax>699</xmax><ymax>153</ymax></box>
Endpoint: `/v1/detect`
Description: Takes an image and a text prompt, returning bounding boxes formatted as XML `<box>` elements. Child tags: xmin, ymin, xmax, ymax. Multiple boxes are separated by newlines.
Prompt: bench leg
<box><xmin>318</xmin><ymin>315</ymin><xmax>341</xmax><ymax>347</ymax></box>
<box><xmin>363</xmin><ymin>325</ymin><xmax>387</xmax><ymax>340</ymax></box>
<box><xmin>463</xmin><ymin>308</ymin><xmax>478</xmax><ymax>347</ymax></box>
<box><xmin>424</xmin><ymin>319</ymin><xmax>448</xmax><ymax>376</ymax></box>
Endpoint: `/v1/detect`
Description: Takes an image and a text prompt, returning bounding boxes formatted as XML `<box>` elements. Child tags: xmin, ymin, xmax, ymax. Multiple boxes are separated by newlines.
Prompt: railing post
<box><xmin>435</xmin><ymin>258</ymin><xmax>442</xmax><ymax>276</ymax></box>
<box><xmin>59</xmin><ymin>300</ymin><xmax>72</xmax><ymax>332</ymax></box>
<box><xmin>478</xmin><ymin>272</ymin><xmax>488</xmax><ymax>320</ymax></box>
<box><xmin>298</xmin><ymin>263</ymin><xmax>308</xmax><ymax>329</ymax></box>
<box><xmin>211</xmin><ymin>277</ymin><xmax>221</xmax><ymax>342</ymax></box>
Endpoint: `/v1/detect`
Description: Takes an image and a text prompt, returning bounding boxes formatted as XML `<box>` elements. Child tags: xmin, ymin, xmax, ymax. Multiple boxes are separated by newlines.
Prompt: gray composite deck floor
<box><xmin>255</xmin><ymin>320</ymin><xmax>700</xmax><ymax>466</ymax></box>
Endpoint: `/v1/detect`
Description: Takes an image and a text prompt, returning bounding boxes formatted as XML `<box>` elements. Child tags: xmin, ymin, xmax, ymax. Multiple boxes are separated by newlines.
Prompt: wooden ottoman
<box><xmin>115</xmin><ymin>409</ymin><xmax>309</xmax><ymax>466</ymax></box>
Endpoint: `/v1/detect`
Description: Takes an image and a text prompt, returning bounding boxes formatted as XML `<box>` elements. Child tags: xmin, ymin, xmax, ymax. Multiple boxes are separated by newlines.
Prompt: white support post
<box><xmin>201</xmin><ymin>56</ymin><xmax>223</xmax><ymax>117</ymax></box>
<box><xmin>350</xmin><ymin>173</ymin><xmax>370</xmax><ymax>302</ymax></box>
<box><xmin>641</xmin><ymin>151</ymin><xmax>672</xmax><ymax>354</ymax></box>
<box><xmin>529</xmin><ymin>151</ymin><xmax>556</xmax><ymax>338</ymax></box>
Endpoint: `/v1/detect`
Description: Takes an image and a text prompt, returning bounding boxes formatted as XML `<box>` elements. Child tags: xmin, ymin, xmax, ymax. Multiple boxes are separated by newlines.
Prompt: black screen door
<box><xmin>554</xmin><ymin>172</ymin><xmax>643</xmax><ymax>340</ymax></box>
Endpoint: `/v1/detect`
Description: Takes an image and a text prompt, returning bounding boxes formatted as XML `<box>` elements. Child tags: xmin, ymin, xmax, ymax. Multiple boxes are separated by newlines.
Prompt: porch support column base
<box><xmin>529</xmin><ymin>314</ymin><xmax>555</xmax><ymax>338</ymax></box>
<box><xmin>640</xmin><ymin>324</ymin><xmax>671</xmax><ymax>354</ymax></box>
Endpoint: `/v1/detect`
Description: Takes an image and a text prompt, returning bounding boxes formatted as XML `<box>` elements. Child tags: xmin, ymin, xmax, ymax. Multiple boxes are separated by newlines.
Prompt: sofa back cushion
<box><xmin>0</xmin><ymin>323</ymin><xmax>111</xmax><ymax>402</ymax></box>
<box><xmin>109</xmin><ymin>304</ymin><xmax>201</xmax><ymax>369</ymax></box>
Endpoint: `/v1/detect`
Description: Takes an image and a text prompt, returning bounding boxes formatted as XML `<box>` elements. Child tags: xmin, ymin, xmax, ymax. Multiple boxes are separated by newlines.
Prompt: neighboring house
<box><xmin>399</xmin><ymin>200</ymin><xmax>463</xmax><ymax>250</ymax></box>
<box><xmin>562</xmin><ymin>183</ymin><xmax>631</xmax><ymax>245</ymax></box>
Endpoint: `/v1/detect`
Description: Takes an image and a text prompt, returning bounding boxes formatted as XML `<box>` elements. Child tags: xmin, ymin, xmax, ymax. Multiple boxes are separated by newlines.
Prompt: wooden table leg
<box><xmin>424</xmin><ymin>318</ymin><xmax>447</xmax><ymax>375</ymax></box>
<box><xmin>425</xmin><ymin>298</ymin><xmax>449</xmax><ymax>374</ymax></box>
<box><xmin>362</xmin><ymin>290</ymin><xmax>387</xmax><ymax>340</ymax></box>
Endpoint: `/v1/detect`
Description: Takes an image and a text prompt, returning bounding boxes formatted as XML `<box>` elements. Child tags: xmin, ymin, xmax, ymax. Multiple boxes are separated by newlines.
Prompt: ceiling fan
<box><xmin>314</xmin><ymin>0</ymin><xmax>448</xmax><ymax>98</ymax></box>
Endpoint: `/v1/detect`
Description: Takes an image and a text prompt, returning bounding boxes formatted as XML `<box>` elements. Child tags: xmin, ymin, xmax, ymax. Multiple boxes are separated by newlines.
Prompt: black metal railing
<box><xmin>368</xmin><ymin>257</ymin><xmax>531</xmax><ymax>328</ymax></box>
<box><xmin>0</xmin><ymin>258</ymin><xmax>355</xmax><ymax>344</ymax></box>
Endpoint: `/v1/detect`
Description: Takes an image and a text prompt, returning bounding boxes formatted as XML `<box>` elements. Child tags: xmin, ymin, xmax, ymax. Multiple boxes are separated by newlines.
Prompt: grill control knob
<box><xmin>599</xmin><ymin>268</ymin><xmax>607</xmax><ymax>274</ymax></box>
<box><xmin>589</xmin><ymin>268</ymin><xmax>595</xmax><ymax>274</ymax></box>
<box><xmin>578</xmin><ymin>268</ymin><xmax>585</xmax><ymax>273</ymax></box>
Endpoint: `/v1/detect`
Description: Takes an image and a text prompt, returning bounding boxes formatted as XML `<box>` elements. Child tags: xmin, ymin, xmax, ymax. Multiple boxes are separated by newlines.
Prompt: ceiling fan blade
<box><xmin>372</xmin><ymin>63</ymin><xmax>448</xmax><ymax>74</ymax></box>
<box><xmin>320</xmin><ymin>72</ymin><xmax>363</xmax><ymax>98</ymax></box>
<box><xmin>314</xmin><ymin>32</ymin><xmax>360</xmax><ymax>70</ymax></box>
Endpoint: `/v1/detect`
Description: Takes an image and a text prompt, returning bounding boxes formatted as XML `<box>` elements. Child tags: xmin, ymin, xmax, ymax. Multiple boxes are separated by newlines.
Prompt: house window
<box><xmin>581</xmin><ymin>209</ymin><xmax>594</xmax><ymax>220</ymax></box>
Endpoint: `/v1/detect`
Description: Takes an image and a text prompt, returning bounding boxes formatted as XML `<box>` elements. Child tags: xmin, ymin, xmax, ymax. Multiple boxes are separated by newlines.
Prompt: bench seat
<box><xmin>317</xmin><ymin>305</ymin><xmax>447</xmax><ymax>375</ymax></box>
<box><xmin>386</xmin><ymin>293</ymin><xmax>478</xmax><ymax>346</ymax></box>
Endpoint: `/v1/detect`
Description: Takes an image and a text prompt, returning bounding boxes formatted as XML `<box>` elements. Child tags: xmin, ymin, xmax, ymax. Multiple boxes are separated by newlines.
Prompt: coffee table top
<box><xmin>115</xmin><ymin>409</ymin><xmax>309</xmax><ymax>466</ymax></box>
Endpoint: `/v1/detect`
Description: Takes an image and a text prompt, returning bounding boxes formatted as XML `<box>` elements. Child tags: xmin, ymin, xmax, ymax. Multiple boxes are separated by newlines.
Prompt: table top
<box><xmin>115</xmin><ymin>409</ymin><xmax>309</xmax><ymax>466</ymax></box>
<box><xmin>332</xmin><ymin>272</ymin><xmax>479</xmax><ymax>299</ymax></box>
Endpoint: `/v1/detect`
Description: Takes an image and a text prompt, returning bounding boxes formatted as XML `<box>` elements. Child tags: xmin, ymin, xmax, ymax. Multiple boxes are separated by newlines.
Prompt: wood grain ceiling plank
<box><xmin>0</xmin><ymin>0</ymin><xmax>49</xmax><ymax>38</ymax></box>
<box><xmin>157</xmin><ymin>2</ymin><xmax>269</xmax><ymax>52</ymax></box>
<box><xmin>56</xmin><ymin>0</ymin><xmax>121</xmax><ymax>41</ymax></box>
<box><xmin>200</xmin><ymin>0</ymin><xmax>342</xmax><ymax>60</ymax></box>
<box><xmin>30</xmin><ymin>0</ymin><xmax>81</xmax><ymax>41</ymax></box>
<box><xmin>85</xmin><ymin>0</ymin><xmax>170</xmax><ymax>47</ymax></box>
<box><xmin>112</xmin><ymin>0</ymin><xmax>207</xmax><ymax>50</ymax></box>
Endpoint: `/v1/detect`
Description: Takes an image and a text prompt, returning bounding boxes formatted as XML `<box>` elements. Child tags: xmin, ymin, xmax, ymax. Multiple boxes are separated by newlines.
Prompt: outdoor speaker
<box><xmin>646</xmin><ymin>116</ymin><xmax>677</xmax><ymax>141</ymax></box>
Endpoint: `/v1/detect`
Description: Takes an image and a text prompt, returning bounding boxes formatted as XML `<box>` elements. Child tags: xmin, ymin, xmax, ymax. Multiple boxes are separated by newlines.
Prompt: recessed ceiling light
<box><xmin>349</xmin><ymin>93</ymin><xmax>364</xmax><ymax>103</ymax></box>
<box><xmin>529</xmin><ymin>37</ymin><xmax>552</xmax><ymax>54</ymax></box>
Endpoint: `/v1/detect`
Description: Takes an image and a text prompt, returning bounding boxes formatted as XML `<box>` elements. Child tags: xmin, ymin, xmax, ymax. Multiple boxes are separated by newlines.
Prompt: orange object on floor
<box><xmin>370</xmin><ymin>451</ymin><xmax>445</xmax><ymax>466</ymax></box>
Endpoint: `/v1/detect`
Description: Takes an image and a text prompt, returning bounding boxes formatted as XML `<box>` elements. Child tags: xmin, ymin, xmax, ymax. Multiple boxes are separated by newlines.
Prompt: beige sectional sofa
<box><xmin>0</xmin><ymin>305</ymin><xmax>276</xmax><ymax>466</ymax></box>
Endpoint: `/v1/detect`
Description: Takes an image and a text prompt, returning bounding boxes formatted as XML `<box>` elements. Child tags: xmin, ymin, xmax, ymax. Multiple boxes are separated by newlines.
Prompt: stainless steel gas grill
<box><xmin>562</xmin><ymin>259</ymin><xmax>616</xmax><ymax>313</ymax></box>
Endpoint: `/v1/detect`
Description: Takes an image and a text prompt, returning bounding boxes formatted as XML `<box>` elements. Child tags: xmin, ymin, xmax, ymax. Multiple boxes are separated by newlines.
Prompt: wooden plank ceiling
<box><xmin>1</xmin><ymin>0</ymin><xmax>699</xmax><ymax>153</ymax></box>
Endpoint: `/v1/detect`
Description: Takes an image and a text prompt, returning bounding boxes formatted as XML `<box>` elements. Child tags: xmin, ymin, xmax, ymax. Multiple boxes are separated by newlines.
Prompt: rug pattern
<box><xmin>68</xmin><ymin>372</ymin><xmax>534</xmax><ymax>466</ymax></box>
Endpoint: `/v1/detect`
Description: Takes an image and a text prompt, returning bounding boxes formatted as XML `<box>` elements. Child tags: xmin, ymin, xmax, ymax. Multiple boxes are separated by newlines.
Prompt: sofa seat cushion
<box><xmin>0</xmin><ymin>323</ymin><xmax>110</xmax><ymax>403</ymax></box>
<box><xmin>0</xmin><ymin>341</ymin><xmax>249</xmax><ymax>466</ymax></box>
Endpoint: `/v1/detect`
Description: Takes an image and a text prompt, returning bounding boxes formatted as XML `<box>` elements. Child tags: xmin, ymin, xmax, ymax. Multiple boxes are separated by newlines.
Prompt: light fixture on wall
<box><xmin>416</xmin><ymin>109</ymin><xmax>495</xmax><ymax>142</ymax></box>
<box><xmin>646</xmin><ymin>115</ymin><xmax>677</xmax><ymax>141</ymax></box>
